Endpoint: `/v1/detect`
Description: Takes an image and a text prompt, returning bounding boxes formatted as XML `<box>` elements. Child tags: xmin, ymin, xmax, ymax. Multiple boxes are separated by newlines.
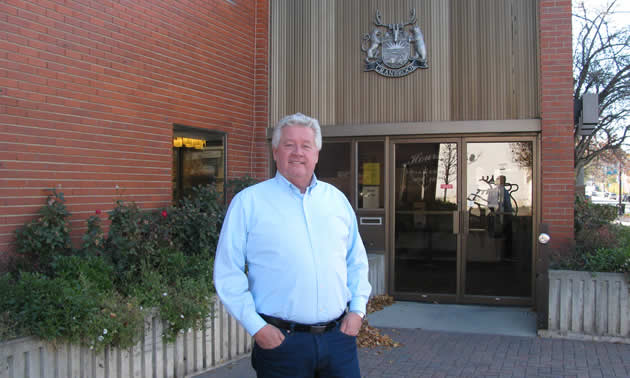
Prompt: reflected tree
<box><xmin>510</xmin><ymin>142</ymin><xmax>533</xmax><ymax>182</ymax></box>
<box><xmin>439</xmin><ymin>144</ymin><xmax>457</xmax><ymax>201</ymax></box>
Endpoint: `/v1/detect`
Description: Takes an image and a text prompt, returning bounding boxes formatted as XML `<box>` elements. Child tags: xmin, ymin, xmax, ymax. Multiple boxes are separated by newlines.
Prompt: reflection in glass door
<box><xmin>393</xmin><ymin>142</ymin><xmax>458</xmax><ymax>295</ymax></box>
<box><xmin>464</xmin><ymin>141</ymin><xmax>533</xmax><ymax>298</ymax></box>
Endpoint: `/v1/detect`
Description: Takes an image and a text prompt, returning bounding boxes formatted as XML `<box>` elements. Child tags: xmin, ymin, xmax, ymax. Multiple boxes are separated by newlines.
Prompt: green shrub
<box><xmin>226</xmin><ymin>175</ymin><xmax>259</xmax><ymax>199</ymax></box>
<box><xmin>574</xmin><ymin>196</ymin><xmax>618</xmax><ymax>234</ymax></box>
<box><xmin>124</xmin><ymin>248</ymin><xmax>215</xmax><ymax>342</ymax></box>
<box><xmin>14</xmin><ymin>189</ymin><xmax>72</xmax><ymax>273</ymax></box>
<box><xmin>0</xmin><ymin>275</ymin><xmax>24</xmax><ymax>341</ymax></box>
<box><xmin>2</xmin><ymin>178</ymin><xmax>256</xmax><ymax>349</ymax></box>
<box><xmin>106</xmin><ymin>200</ymin><xmax>158</xmax><ymax>285</ymax></box>
<box><xmin>1</xmin><ymin>256</ymin><xmax>144</xmax><ymax>350</ymax></box>
<box><xmin>169</xmin><ymin>185</ymin><xmax>225</xmax><ymax>257</ymax></box>
<box><xmin>551</xmin><ymin>196</ymin><xmax>630</xmax><ymax>273</ymax></box>
<box><xmin>552</xmin><ymin>245</ymin><xmax>630</xmax><ymax>273</ymax></box>
<box><xmin>81</xmin><ymin>213</ymin><xmax>105</xmax><ymax>257</ymax></box>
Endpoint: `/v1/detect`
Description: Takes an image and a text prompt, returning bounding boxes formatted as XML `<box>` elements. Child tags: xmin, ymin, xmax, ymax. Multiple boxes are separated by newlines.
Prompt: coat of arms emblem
<box><xmin>361</xmin><ymin>9</ymin><xmax>428</xmax><ymax>77</ymax></box>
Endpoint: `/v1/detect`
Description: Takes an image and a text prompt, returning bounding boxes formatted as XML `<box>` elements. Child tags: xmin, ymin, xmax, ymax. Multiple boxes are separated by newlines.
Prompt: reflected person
<box><xmin>498</xmin><ymin>175</ymin><xmax>514</xmax><ymax>259</ymax></box>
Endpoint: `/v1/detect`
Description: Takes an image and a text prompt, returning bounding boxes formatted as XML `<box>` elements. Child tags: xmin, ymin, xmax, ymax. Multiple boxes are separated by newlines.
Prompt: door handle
<box><xmin>453</xmin><ymin>210</ymin><xmax>459</xmax><ymax>234</ymax></box>
<box><xmin>463</xmin><ymin>210</ymin><xmax>469</xmax><ymax>235</ymax></box>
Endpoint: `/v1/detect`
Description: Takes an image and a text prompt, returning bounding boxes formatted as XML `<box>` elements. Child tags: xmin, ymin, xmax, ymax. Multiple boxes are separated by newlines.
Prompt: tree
<box><xmin>438</xmin><ymin>143</ymin><xmax>457</xmax><ymax>201</ymax></box>
<box><xmin>574</xmin><ymin>0</ymin><xmax>630</xmax><ymax>177</ymax></box>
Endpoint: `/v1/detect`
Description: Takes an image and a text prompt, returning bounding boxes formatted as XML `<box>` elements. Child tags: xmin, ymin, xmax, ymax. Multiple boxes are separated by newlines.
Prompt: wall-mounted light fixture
<box><xmin>173</xmin><ymin>137</ymin><xmax>206</xmax><ymax>149</ymax></box>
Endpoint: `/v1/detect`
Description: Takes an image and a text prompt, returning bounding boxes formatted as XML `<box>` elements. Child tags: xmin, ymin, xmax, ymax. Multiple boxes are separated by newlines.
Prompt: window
<box><xmin>315</xmin><ymin>141</ymin><xmax>352</xmax><ymax>202</ymax></box>
<box><xmin>172</xmin><ymin>125</ymin><xmax>226</xmax><ymax>202</ymax></box>
<box><xmin>358</xmin><ymin>141</ymin><xmax>385</xmax><ymax>209</ymax></box>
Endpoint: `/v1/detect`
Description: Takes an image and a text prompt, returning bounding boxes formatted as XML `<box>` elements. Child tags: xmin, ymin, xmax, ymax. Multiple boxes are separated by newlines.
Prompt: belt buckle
<box><xmin>310</xmin><ymin>325</ymin><xmax>328</xmax><ymax>334</ymax></box>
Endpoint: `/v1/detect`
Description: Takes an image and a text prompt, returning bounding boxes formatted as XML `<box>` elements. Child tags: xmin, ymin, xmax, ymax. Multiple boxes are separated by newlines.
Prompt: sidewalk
<box><xmin>193</xmin><ymin>303</ymin><xmax>630</xmax><ymax>377</ymax></box>
<box><xmin>194</xmin><ymin>328</ymin><xmax>630</xmax><ymax>377</ymax></box>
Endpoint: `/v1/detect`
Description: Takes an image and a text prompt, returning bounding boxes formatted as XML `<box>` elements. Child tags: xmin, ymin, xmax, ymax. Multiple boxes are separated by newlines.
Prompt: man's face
<box><xmin>273</xmin><ymin>125</ymin><xmax>319</xmax><ymax>190</ymax></box>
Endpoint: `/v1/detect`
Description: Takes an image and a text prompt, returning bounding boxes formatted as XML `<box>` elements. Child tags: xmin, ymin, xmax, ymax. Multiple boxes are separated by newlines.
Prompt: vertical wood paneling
<box><xmin>193</xmin><ymin>328</ymin><xmax>203</xmax><ymax>373</ymax></box>
<box><xmin>570</xmin><ymin>279</ymin><xmax>584</xmax><ymax>332</ymax></box>
<box><xmin>271</xmin><ymin>0</ymin><xmax>539</xmax><ymax>125</ymax></box>
<box><xmin>163</xmin><ymin>329</ymin><xmax>175</xmax><ymax>378</ymax></box>
<box><xmin>184</xmin><ymin>331</ymin><xmax>194</xmax><ymax>376</ymax></box>
<box><xmin>174</xmin><ymin>333</ymin><xmax>185</xmax><ymax>378</ymax></box>
<box><xmin>584</xmin><ymin>278</ymin><xmax>595</xmax><ymax>333</ymax></box>
<box><xmin>546</xmin><ymin>270</ymin><xmax>630</xmax><ymax>341</ymax></box>
<box><xmin>367</xmin><ymin>254</ymin><xmax>385</xmax><ymax>296</ymax></box>
<box><xmin>94</xmin><ymin>348</ymin><xmax>107</xmax><ymax>378</ymax></box>
<box><xmin>270</xmin><ymin>1</ymin><xmax>284</xmax><ymax>126</ymax></box>
<box><xmin>12</xmin><ymin>349</ymin><xmax>24</xmax><ymax>378</ymax></box>
<box><xmin>211</xmin><ymin>302</ymin><xmax>221</xmax><ymax>368</ymax></box>
<box><xmin>152</xmin><ymin>316</ymin><xmax>164</xmax><ymax>378</ymax></box>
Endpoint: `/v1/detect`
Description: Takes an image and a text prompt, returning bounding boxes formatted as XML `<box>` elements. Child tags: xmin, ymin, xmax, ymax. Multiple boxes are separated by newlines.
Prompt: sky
<box><xmin>577</xmin><ymin>0</ymin><xmax>630</xmax><ymax>27</ymax></box>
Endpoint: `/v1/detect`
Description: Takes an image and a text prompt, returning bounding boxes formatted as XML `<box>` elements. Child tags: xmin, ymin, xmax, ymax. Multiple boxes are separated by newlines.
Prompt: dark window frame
<box><xmin>172</xmin><ymin>124</ymin><xmax>227</xmax><ymax>203</ymax></box>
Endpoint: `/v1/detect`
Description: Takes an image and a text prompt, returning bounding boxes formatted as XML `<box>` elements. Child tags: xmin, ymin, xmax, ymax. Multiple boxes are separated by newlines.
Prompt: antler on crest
<box><xmin>374</xmin><ymin>10</ymin><xmax>385</xmax><ymax>27</ymax></box>
<box><xmin>403</xmin><ymin>9</ymin><xmax>417</xmax><ymax>26</ymax></box>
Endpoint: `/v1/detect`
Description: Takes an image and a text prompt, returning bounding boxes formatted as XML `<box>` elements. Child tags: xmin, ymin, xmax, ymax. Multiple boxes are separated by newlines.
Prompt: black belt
<box><xmin>260</xmin><ymin>313</ymin><xmax>344</xmax><ymax>334</ymax></box>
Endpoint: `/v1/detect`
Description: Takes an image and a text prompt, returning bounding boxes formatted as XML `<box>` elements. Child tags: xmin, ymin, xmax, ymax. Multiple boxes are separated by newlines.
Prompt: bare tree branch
<box><xmin>574</xmin><ymin>0</ymin><xmax>630</xmax><ymax>177</ymax></box>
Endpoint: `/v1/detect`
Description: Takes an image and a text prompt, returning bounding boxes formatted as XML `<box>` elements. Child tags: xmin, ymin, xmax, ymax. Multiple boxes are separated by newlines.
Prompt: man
<box><xmin>214</xmin><ymin>113</ymin><xmax>371</xmax><ymax>377</ymax></box>
<box><xmin>497</xmin><ymin>175</ymin><xmax>514</xmax><ymax>259</ymax></box>
<box><xmin>497</xmin><ymin>175</ymin><xmax>513</xmax><ymax>214</ymax></box>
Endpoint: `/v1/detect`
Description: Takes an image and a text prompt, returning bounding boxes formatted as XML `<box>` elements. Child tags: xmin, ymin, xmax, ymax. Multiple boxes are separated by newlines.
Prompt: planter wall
<box><xmin>0</xmin><ymin>254</ymin><xmax>386</xmax><ymax>377</ymax></box>
<box><xmin>0</xmin><ymin>299</ymin><xmax>250</xmax><ymax>378</ymax></box>
<box><xmin>368</xmin><ymin>253</ymin><xmax>385</xmax><ymax>297</ymax></box>
<box><xmin>540</xmin><ymin>269</ymin><xmax>630</xmax><ymax>343</ymax></box>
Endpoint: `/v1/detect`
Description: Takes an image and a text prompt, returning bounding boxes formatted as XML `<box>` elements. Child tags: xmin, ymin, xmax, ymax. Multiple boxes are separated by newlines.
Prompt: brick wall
<box><xmin>0</xmin><ymin>0</ymin><xmax>270</xmax><ymax>259</ymax></box>
<box><xmin>539</xmin><ymin>0</ymin><xmax>575</xmax><ymax>250</ymax></box>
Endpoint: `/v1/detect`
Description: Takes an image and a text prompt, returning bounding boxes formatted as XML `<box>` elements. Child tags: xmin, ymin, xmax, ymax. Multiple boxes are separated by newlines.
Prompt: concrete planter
<box><xmin>0</xmin><ymin>299</ymin><xmax>251</xmax><ymax>378</ymax></box>
<box><xmin>0</xmin><ymin>254</ymin><xmax>386</xmax><ymax>377</ymax></box>
<box><xmin>539</xmin><ymin>269</ymin><xmax>630</xmax><ymax>343</ymax></box>
<box><xmin>368</xmin><ymin>253</ymin><xmax>385</xmax><ymax>297</ymax></box>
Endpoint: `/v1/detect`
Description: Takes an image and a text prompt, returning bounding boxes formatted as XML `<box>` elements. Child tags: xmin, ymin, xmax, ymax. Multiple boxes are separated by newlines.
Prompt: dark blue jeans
<box><xmin>251</xmin><ymin>323</ymin><xmax>360</xmax><ymax>378</ymax></box>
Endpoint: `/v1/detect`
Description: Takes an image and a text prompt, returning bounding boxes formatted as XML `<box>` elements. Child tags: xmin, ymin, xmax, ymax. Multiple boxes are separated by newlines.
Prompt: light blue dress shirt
<box><xmin>213</xmin><ymin>172</ymin><xmax>371</xmax><ymax>336</ymax></box>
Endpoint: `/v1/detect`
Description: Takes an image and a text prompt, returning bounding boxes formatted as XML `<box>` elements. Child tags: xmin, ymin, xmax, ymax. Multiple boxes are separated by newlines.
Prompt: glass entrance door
<box><xmin>391</xmin><ymin>138</ymin><xmax>535</xmax><ymax>304</ymax></box>
<box><xmin>393</xmin><ymin>141</ymin><xmax>459</xmax><ymax>297</ymax></box>
<box><xmin>463</xmin><ymin>141</ymin><xmax>534</xmax><ymax>300</ymax></box>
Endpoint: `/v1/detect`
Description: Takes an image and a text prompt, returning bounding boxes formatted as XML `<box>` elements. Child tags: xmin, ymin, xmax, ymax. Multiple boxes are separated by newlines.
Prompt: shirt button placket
<box><xmin>303</xmin><ymin>191</ymin><xmax>320</xmax><ymax>318</ymax></box>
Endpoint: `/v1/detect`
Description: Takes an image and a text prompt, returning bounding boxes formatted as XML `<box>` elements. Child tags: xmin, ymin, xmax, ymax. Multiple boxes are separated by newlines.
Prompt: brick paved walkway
<box><xmin>195</xmin><ymin>328</ymin><xmax>630</xmax><ymax>378</ymax></box>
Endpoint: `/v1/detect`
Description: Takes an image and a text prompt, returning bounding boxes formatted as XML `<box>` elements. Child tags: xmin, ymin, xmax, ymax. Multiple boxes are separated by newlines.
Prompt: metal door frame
<box><xmin>387</xmin><ymin>134</ymin><xmax>539</xmax><ymax>305</ymax></box>
<box><xmin>458</xmin><ymin>135</ymin><xmax>539</xmax><ymax>306</ymax></box>
<box><xmin>388</xmin><ymin>136</ymin><xmax>463</xmax><ymax>303</ymax></box>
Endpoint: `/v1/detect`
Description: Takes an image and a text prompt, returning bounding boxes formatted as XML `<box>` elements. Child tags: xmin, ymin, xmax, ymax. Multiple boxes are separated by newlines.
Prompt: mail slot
<box><xmin>360</xmin><ymin>216</ymin><xmax>382</xmax><ymax>225</ymax></box>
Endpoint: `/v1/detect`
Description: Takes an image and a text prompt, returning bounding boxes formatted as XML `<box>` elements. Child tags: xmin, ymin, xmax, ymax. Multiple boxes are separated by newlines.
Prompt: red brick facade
<box><xmin>0</xmin><ymin>0</ymin><xmax>574</xmax><ymax>267</ymax></box>
<box><xmin>539</xmin><ymin>0</ymin><xmax>575</xmax><ymax>249</ymax></box>
<box><xmin>0</xmin><ymin>0</ymin><xmax>270</xmax><ymax>258</ymax></box>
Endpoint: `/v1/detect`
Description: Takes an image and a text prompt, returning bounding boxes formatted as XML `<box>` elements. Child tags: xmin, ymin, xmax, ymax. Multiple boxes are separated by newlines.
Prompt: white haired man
<box><xmin>214</xmin><ymin>113</ymin><xmax>371</xmax><ymax>377</ymax></box>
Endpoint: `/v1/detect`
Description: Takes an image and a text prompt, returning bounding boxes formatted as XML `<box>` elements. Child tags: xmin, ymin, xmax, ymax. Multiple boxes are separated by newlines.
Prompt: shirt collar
<box><xmin>275</xmin><ymin>172</ymin><xmax>318</xmax><ymax>194</ymax></box>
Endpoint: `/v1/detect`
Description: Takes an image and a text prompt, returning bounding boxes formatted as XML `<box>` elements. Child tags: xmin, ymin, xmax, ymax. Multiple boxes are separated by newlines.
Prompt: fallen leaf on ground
<box><xmin>366</xmin><ymin>295</ymin><xmax>395</xmax><ymax>314</ymax></box>
<box><xmin>357</xmin><ymin>295</ymin><xmax>401</xmax><ymax>349</ymax></box>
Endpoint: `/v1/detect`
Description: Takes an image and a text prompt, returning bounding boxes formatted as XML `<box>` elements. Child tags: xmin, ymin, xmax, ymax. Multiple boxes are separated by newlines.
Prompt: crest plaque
<box><xmin>361</xmin><ymin>9</ymin><xmax>428</xmax><ymax>77</ymax></box>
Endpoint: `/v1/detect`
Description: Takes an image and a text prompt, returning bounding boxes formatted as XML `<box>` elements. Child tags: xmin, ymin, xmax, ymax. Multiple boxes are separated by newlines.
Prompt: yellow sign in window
<box><xmin>363</xmin><ymin>163</ymin><xmax>380</xmax><ymax>186</ymax></box>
